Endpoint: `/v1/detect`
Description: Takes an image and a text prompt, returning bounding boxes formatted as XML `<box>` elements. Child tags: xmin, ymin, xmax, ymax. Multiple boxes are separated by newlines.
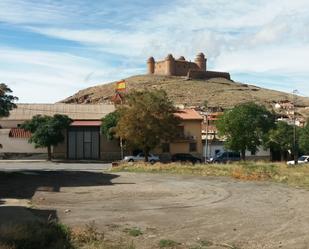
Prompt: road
<box><xmin>0</xmin><ymin>161</ymin><xmax>111</xmax><ymax>171</ymax></box>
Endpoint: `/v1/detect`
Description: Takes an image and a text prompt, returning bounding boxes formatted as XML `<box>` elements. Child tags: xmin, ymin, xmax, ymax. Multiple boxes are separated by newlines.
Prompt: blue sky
<box><xmin>1</xmin><ymin>0</ymin><xmax>309</xmax><ymax>102</ymax></box>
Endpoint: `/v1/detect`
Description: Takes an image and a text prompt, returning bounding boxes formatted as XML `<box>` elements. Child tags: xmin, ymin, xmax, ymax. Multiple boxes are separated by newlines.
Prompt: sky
<box><xmin>1</xmin><ymin>0</ymin><xmax>309</xmax><ymax>103</ymax></box>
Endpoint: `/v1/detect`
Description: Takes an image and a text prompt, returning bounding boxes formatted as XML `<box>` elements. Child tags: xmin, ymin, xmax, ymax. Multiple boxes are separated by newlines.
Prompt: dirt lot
<box><xmin>2</xmin><ymin>170</ymin><xmax>309</xmax><ymax>249</ymax></box>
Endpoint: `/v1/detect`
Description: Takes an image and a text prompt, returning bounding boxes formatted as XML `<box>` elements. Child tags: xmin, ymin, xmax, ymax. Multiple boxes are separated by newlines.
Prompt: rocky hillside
<box><xmin>61</xmin><ymin>75</ymin><xmax>309</xmax><ymax>115</ymax></box>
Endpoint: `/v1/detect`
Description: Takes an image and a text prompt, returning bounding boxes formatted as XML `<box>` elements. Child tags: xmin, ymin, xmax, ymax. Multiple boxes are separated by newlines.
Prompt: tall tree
<box><xmin>216</xmin><ymin>102</ymin><xmax>275</xmax><ymax>160</ymax></box>
<box><xmin>101</xmin><ymin>111</ymin><xmax>120</xmax><ymax>140</ymax></box>
<box><xmin>0</xmin><ymin>83</ymin><xmax>18</xmax><ymax>117</ymax></box>
<box><xmin>22</xmin><ymin>114</ymin><xmax>72</xmax><ymax>161</ymax></box>
<box><xmin>265</xmin><ymin>121</ymin><xmax>295</xmax><ymax>161</ymax></box>
<box><xmin>299</xmin><ymin>121</ymin><xmax>309</xmax><ymax>154</ymax></box>
<box><xmin>115</xmin><ymin>90</ymin><xmax>180</xmax><ymax>162</ymax></box>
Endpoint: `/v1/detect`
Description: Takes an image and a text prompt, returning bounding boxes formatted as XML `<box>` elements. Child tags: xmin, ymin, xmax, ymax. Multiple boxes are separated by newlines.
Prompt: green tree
<box><xmin>22</xmin><ymin>114</ymin><xmax>72</xmax><ymax>161</ymax></box>
<box><xmin>216</xmin><ymin>102</ymin><xmax>275</xmax><ymax>160</ymax></box>
<box><xmin>115</xmin><ymin>90</ymin><xmax>180</xmax><ymax>162</ymax></box>
<box><xmin>299</xmin><ymin>121</ymin><xmax>309</xmax><ymax>154</ymax></box>
<box><xmin>0</xmin><ymin>83</ymin><xmax>18</xmax><ymax>117</ymax></box>
<box><xmin>101</xmin><ymin>111</ymin><xmax>120</xmax><ymax>140</ymax></box>
<box><xmin>265</xmin><ymin>121</ymin><xmax>294</xmax><ymax>160</ymax></box>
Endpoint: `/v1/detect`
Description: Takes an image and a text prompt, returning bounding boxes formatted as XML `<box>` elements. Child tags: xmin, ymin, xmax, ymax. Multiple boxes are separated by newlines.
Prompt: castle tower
<box><xmin>194</xmin><ymin>52</ymin><xmax>207</xmax><ymax>71</ymax></box>
<box><xmin>147</xmin><ymin>57</ymin><xmax>155</xmax><ymax>74</ymax></box>
<box><xmin>165</xmin><ymin>54</ymin><xmax>175</xmax><ymax>75</ymax></box>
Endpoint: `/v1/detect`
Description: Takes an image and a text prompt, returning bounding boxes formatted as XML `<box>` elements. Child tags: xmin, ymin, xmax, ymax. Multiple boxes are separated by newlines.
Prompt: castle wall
<box><xmin>154</xmin><ymin>60</ymin><xmax>200</xmax><ymax>76</ymax></box>
<box><xmin>154</xmin><ymin>61</ymin><xmax>167</xmax><ymax>75</ymax></box>
<box><xmin>148</xmin><ymin>53</ymin><xmax>231</xmax><ymax>80</ymax></box>
<box><xmin>188</xmin><ymin>70</ymin><xmax>231</xmax><ymax>80</ymax></box>
<box><xmin>173</xmin><ymin>61</ymin><xmax>200</xmax><ymax>76</ymax></box>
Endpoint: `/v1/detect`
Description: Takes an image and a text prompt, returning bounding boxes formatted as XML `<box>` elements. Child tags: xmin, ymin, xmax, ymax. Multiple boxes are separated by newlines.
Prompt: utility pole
<box><xmin>204</xmin><ymin>113</ymin><xmax>209</xmax><ymax>163</ymax></box>
<box><xmin>293</xmin><ymin>89</ymin><xmax>298</xmax><ymax>165</ymax></box>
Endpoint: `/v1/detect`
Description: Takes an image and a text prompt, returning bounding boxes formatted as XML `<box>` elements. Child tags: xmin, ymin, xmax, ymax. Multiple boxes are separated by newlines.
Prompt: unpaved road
<box><xmin>2</xmin><ymin>170</ymin><xmax>309</xmax><ymax>248</ymax></box>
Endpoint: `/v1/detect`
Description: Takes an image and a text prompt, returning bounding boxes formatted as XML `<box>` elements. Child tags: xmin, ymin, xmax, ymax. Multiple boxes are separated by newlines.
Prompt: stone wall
<box><xmin>187</xmin><ymin>70</ymin><xmax>231</xmax><ymax>80</ymax></box>
<box><xmin>147</xmin><ymin>52</ymin><xmax>231</xmax><ymax>80</ymax></box>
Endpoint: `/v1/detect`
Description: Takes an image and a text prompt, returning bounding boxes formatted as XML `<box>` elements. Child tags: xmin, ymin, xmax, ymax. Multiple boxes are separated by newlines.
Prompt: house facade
<box><xmin>201</xmin><ymin>112</ymin><xmax>271</xmax><ymax>160</ymax></box>
<box><xmin>0</xmin><ymin>104</ymin><xmax>121</xmax><ymax>161</ymax></box>
<box><xmin>0</xmin><ymin>104</ymin><xmax>203</xmax><ymax>161</ymax></box>
<box><xmin>156</xmin><ymin>109</ymin><xmax>203</xmax><ymax>161</ymax></box>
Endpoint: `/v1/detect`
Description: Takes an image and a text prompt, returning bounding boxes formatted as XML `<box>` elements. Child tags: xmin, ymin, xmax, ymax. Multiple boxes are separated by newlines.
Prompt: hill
<box><xmin>61</xmin><ymin>75</ymin><xmax>309</xmax><ymax>115</ymax></box>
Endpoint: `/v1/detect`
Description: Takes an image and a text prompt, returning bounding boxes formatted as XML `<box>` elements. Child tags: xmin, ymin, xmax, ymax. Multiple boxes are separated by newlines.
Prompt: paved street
<box><xmin>0</xmin><ymin>161</ymin><xmax>111</xmax><ymax>171</ymax></box>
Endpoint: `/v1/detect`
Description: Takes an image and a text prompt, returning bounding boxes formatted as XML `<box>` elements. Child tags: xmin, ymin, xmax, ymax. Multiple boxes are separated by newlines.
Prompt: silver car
<box><xmin>123</xmin><ymin>153</ymin><xmax>160</xmax><ymax>164</ymax></box>
<box><xmin>287</xmin><ymin>155</ymin><xmax>309</xmax><ymax>165</ymax></box>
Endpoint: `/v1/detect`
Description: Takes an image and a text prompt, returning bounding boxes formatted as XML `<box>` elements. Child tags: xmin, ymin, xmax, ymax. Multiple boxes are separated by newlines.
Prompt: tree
<box><xmin>0</xmin><ymin>83</ymin><xmax>18</xmax><ymax>117</ymax></box>
<box><xmin>265</xmin><ymin>121</ymin><xmax>294</xmax><ymax>161</ymax></box>
<box><xmin>216</xmin><ymin>102</ymin><xmax>275</xmax><ymax>160</ymax></box>
<box><xmin>101</xmin><ymin>111</ymin><xmax>120</xmax><ymax>140</ymax></box>
<box><xmin>115</xmin><ymin>90</ymin><xmax>180</xmax><ymax>162</ymax></box>
<box><xmin>22</xmin><ymin>114</ymin><xmax>72</xmax><ymax>161</ymax></box>
<box><xmin>299</xmin><ymin>121</ymin><xmax>309</xmax><ymax>154</ymax></box>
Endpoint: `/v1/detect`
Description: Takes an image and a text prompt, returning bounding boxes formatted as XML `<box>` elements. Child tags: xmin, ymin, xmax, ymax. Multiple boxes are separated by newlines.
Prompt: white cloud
<box><xmin>1</xmin><ymin>0</ymin><xmax>309</xmax><ymax>101</ymax></box>
<box><xmin>0</xmin><ymin>46</ymin><xmax>143</xmax><ymax>102</ymax></box>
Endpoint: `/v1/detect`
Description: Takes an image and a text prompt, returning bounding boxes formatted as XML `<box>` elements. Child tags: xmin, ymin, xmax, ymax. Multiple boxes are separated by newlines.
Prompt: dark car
<box><xmin>171</xmin><ymin>153</ymin><xmax>202</xmax><ymax>164</ymax></box>
<box><xmin>210</xmin><ymin>151</ymin><xmax>241</xmax><ymax>163</ymax></box>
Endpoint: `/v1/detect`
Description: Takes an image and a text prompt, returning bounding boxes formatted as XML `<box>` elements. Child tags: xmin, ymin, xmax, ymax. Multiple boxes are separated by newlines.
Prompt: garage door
<box><xmin>68</xmin><ymin>127</ymin><xmax>100</xmax><ymax>160</ymax></box>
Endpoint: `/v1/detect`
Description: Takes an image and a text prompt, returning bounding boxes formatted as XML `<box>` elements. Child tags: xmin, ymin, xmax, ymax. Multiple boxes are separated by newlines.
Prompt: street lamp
<box><xmin>293</xmin><ymin>89</ymin><xmax>298</xmax><ymax>165</ymax></box>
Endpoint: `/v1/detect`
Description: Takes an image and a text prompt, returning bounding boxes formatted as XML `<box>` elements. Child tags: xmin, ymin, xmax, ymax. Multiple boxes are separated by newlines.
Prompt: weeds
<box><xmin>159</xmin><ymin>239</ymin><xmax>181</xmax><ymax>248</ymax></box>
<box><xmin>0</xmin><ymin>221</ymin><xmax>73</xmax><ymax>249</ymax></box>
<box><xmin>112</xmin><ymin>161</ymin><xmax>309</xmax><ymax>189</ymax></box>
<box><xmin>0</xmin><ymin>221</ymin><xmax>135</xmax><ymax>249</ymax></box>
<box><xmin>123</xmin><ymin>227</ymin><xmax>143</xmax><ymax>237</ymax></box>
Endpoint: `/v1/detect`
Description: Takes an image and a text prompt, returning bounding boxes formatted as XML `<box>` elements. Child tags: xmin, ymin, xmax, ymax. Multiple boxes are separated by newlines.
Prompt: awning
<box><xmin>70</xmin><ymin>120</ymin><xmax>102</xmax><ymax>127</ymax></box>
<box><xmin>9</xmin><ymin>128</ymin><xmax>32</xmax><ymax>138</ymax></box>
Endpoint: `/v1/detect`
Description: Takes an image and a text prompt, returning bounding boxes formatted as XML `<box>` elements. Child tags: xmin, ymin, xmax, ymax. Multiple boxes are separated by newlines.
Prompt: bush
<box><xmin>123</xmin><ymin>227</ymin><xmax>143</xmax><ymax>237</ymax></box>
<box><xmin>0</xmin><ymin>221</ymin><xmax>73</xmax><ymax>249</ymax></box>
<box><xmin>159</xmin><ymin>239</ymin><xmax>180</xmax><ymax>248</ymax></box>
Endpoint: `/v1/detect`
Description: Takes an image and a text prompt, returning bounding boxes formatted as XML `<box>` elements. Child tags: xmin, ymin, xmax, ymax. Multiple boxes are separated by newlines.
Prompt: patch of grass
<box><xmin>0</xmin><ymin>221</ymin><xmax>73</xmax><ymax>249</ymax></box>
<box><xmin>112</xmin><ymin>161</ymin><xmax>309</xmax><ymax>189</ymax></box>
<box><xmin>200</xmin><ymin>240</ymin><xmax>213</xmax><ymax>247</ymax></box>
<box><xmin>159</xmin><ymin>239</ymin><xmax>181</xmax><ymax>248</ymax></box>
<box><xmin>0</xmin><ymin>221</ymin><xmax>136</xmax><ymax>249</ymax></box>
<box><xmin>123</xmin><ymin>227</ymin><xmax>143</xmax><ymax>237</ymax></box>
<box><xmin>190</xmin><ymin>240</ymin><xmax>213</xmax><ymax>249</ymax></box>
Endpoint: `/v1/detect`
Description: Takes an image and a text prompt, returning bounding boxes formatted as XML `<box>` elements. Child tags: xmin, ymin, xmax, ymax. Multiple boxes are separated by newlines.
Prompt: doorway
<box><xmin>67</xmin><ymin>126</ymin><xmax>100</xmax><ymax>160</ymax></box>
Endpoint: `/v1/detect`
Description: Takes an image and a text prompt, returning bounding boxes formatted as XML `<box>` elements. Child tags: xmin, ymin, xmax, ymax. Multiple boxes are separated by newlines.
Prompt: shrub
<box><xmin>123</xmin><ymin>227</ymin><xmax>143</xmax><ymax>237</ymax></box>
<box><xmin>159</xmin><ymin>239</ymin><xmax>180</xmax><ymax>248</ymax></box>
<box><xmin>0</xmin><ymin>221</ymin><xmax>73</xmax><ymax>249</ymax></box>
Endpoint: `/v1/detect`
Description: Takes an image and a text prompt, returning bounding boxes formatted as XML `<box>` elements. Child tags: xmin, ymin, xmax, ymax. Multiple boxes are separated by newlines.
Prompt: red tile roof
<box><xmin>175</xmin><ymin>109</ymin><xmax>203</xmax><ymax>120</ymax></box>
<box><xmin>70</xmin><ymin>120</ymin><xmax>102</xmax><ymax>126</ymax></box>
<box><xmin>9</xmin><ymin>128</ymin><xmax>32</xmax><ymax>138</ymax></box>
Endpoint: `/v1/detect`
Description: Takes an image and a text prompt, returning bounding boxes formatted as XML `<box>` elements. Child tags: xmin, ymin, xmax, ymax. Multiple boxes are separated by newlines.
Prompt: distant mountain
<box><xmin>61</xmin><ymin>75</ymin><xmax>309</xmax><ymax>117</ymax></box>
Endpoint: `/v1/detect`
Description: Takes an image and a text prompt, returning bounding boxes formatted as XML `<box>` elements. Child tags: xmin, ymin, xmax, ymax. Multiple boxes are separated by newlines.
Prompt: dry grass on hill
<box><xmin>61</xmin><ymin>75</ymin><xmax>309</xmax><ymax>113</ymax></box>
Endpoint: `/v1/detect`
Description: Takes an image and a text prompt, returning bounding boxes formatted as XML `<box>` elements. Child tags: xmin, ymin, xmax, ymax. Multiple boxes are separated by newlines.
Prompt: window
<box><xmin>177</xmin><ymin>126</ymin><xmax>185</xmax><ymax>138</ymax></box>
<box><xmin>189</xmin><ymin>142</ymin><xmax>197</xmax><ymax>152</ymax></box>
<box><xmin>162</xmin><ymin>143</ymin><xmax>170</xmax><ymax>153</ymax></box>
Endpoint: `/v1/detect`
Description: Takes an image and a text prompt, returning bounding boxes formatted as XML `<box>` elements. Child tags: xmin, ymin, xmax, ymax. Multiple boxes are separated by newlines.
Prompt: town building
<box><xmin>157</xmin><ymin>109</ymin><xmax>203</xmax><ymax>161</ymax></box>
<box><xmin>0</xmin><ymin>104</ymin><xmax>120</xmax><ymax>161</ymax></box>
<box><xmin>147</xmin><ymin>52</ymin><xmax>231</xmax><ymax>80</ymax></box>
<box><xmin>201</xmin><ymin>112</ymin><xmax>271</xmax><ymax>160</ymax></box>
<box><xmin>0</xmin><ymin>104</ymin><xmax>203</xmax><ymax>161</ymax></box>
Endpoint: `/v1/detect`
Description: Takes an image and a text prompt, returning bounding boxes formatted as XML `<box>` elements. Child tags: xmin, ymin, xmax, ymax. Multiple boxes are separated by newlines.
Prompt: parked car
<box><xmin>287</xmin><ymin>155</ymin><xmax>309</xmax><ymax>165</ymax></box>
<box><xmin>209</xmin><ymin>151</ymin><xmax>241</xmax><ymax>163</ymax></box>
<box><xmin>123</xmin><ymin>153</ymin><xmax>160</xmax><ymax>164</ymax></box>
<box><xmin>171</xmin><ymin>153</ymin><xmax>202</xmax><ymax>164</ymax></box>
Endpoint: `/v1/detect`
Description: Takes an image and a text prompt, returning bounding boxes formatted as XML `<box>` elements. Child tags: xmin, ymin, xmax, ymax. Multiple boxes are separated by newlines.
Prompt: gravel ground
<box><xmin>2</xmin><ymin>170</ymin><xmax>309</xmax><ymax>248</ymax></box>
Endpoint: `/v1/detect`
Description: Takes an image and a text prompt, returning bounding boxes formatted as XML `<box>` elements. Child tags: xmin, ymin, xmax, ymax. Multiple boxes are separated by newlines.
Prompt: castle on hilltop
<box><xmin>147</xmin><ymin>52</ymin><xmax>231</xmax><ymax>80</ymax></box>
